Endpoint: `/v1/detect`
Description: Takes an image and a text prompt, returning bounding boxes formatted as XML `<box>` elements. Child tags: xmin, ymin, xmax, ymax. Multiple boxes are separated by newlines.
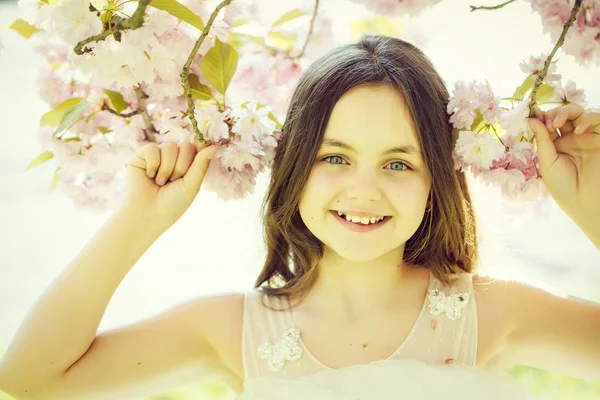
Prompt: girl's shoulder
<box><xmin>177</xmin><ymin>292</ymin><xmax>247</xmax><ymax>384</ymax></box>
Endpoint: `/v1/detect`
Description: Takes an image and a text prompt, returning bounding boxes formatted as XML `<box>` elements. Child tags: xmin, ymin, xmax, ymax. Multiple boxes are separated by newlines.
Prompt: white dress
<box><xmin>235</xmin><ymin>271</ymin><xmax>540</xmax><ymax>399</ymax></box>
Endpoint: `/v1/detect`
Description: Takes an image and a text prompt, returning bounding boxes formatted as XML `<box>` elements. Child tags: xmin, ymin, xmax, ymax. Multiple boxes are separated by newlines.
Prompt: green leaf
<box><xmin>272</xmin><ymin>9</ymin><xmax>308</xmax><ymax>27</ymax></box>
<box><xmin>54</xmin><ymin>101</ymin><xmax>91</xmax><ymax>136</ymax></box>
<box><xmin>188</xmin><ymin>74</ymin><xmax>214</xmax><ymax>101</ymax></box>
<box><xmin>9</xmin><ymin>19</ymin><xmax>42</xmax><ymax>38</ymax></box>
<box><xmin>232</xmin><ymin>18</ymin><xmax>248</xmax><ymax>28</ymax></box>
<box><xmin>268</xmin><ymin>31</ymin><xmax>297</xmax><ymax>52</ymax></box>
<box><xmin>25</xmin><ymin>150</ymin><xmax>54</xmax><ymax>170</ymax></box>
<box><xmin>97</xmin><ymin>126</ymin><xmax>112</xmax><ymax>134</ymax></box>
<box><xmin>103</xmin><ymin>89</ymin><xmax>128</xmax><ymax>114</ymax></box>
<box><xmin>268</xmin><ymin>112</ymin><xmax>282</xmax><ymax>130</ymax></box>
<box><xmin>50</xmin><ymin>166</ymin><xmax>62</xmax><ymax>192</ymax></box>
<box><xmin>535</xmin><ymin>83</ymin><xmax>555</xmax><ymax>103</ymax></box>
<box><xmin>149</xmin><ymin>0</ymin><xmax>204</xmax><ymax>31</ymax></box>
<box><xmin>471</xmin><ymin>109</ymin><xmax>486</xmax><ymax>132</ymax></box>
<box><xmin>199</xmin><ymin>38</ymin><xmax>239</xmax><ymax>95</ymax></box>
<box><xmin>512</xmin><ymin>75</ymin><xmax>534</xmax><ymax>100</ymax></box>
<box><xmin>40</xmin><ymin>98</ymin><xmax>85</xmax><ymax>127</ymax></box>
<box><xmin>191</xmin><ymin>88</ymin><xmax>214</xmax><ymax>101</ymax></box>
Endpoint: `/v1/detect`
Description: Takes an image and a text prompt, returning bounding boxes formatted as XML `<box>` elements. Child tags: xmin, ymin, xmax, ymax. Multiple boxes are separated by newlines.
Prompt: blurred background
<box><xmin>1</xmin><ymin>0</ymin><xmax>600</xmax><ymax>398</ymax></box>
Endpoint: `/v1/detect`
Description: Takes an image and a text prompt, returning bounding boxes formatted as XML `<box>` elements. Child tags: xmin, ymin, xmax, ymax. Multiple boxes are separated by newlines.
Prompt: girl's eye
<box><xmin>386</xmin><ymin>161</ymin><xmax>409</xmax><ymax>171</ymax></box>
<box><xmin>321</xmin><ymin>156</ymin><xmax>410</xmax><ymax>171</ymax></box>
<box><xmin>322</xmin><ymin>155</ymin><xmax>346</xmax><ymax>165</ymax></box>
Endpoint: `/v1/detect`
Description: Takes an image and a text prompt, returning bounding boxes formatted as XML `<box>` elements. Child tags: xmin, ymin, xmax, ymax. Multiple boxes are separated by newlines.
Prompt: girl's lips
<box><xmin>330</xmin><ymin>210</ymin><xmax>392</xmax><ymax>232</ymax></box>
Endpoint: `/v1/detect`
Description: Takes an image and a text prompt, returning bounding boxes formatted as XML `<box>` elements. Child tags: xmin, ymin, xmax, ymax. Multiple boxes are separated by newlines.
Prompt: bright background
<box><xmin>1</xmin><ymin>0</ymin><xmax>600</xmax><ymax>398</ymax></box>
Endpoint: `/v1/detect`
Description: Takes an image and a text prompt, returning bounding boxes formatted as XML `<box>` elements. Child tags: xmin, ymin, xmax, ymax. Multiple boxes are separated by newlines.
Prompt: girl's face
<box><xmin>298</xmin><ymin>84</ymin><xmax>432</xmax><ymax>263</ymax></box>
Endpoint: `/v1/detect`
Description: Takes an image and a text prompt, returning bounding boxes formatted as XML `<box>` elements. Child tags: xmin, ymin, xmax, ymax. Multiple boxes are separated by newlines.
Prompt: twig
<box><xmin>133</xmin><ymin>85</ymin><xmax>156</xmax><ymax>142</ymax></box>
<box><xmin>528</xmin><ymin>0</ymin><xmax>583</xmax><ymax>117</ymax></box>
<box><xmin>469</xmin><ymin>0</ymin><xmax>516</xmax><ymax>12</ymax></box>
<box><xmin>296</xmin><ymin>0</ymin><xmax>320</xmax><ymax>59</ymax></box>
<box><xmin>74</xmin><ymin>0</ymin><xmax>151</xmax><ymax>54</ymax></box>
<box><xmin>101</xmin><ymin>101</ymin><xmax>142</xmax><ymax>118</ymax></box>
<box><xmin>180</xmin><ymin>0</ymin><xmax>232</xmax><ymax>144</ymax></box>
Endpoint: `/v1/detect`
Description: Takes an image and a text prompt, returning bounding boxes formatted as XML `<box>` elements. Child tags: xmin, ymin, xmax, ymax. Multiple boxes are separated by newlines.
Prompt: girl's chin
<box><xmin>323</xmin><ymin>246</ymin><xmax>396</xmax><ymax>263</ymax></box>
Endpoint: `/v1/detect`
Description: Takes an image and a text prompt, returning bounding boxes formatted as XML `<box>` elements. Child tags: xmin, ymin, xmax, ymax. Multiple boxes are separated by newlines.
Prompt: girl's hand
<box><xmin>528</xmin><ymin>104</ymin><xmax>600</xmax><ymax>245</ymax></box>
<box><xmin>121</xmin><ymin>141</ymin><xmax>221</xmax><ymax>233</ymax></box>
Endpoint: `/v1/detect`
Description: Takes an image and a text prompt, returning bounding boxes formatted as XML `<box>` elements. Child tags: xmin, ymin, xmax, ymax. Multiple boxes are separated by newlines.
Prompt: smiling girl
<box><xmin>1</xmin><ymin>35</ymin><xmax>599</xmax><ymax>400</ymax></box>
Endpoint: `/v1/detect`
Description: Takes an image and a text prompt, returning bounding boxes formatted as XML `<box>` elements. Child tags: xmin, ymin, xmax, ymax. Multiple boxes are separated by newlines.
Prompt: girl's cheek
<box><xmin>308</xmin><ymin>167</ymin><xmax>338</xmax><ymax>188</ymax></box>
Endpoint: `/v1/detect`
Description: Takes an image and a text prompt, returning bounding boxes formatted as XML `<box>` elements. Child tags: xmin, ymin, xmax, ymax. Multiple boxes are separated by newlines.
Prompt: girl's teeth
<box><xmin>337</xmin><ymin>212</ymin><xmax>385</xmax><ymax>225</ymax></box>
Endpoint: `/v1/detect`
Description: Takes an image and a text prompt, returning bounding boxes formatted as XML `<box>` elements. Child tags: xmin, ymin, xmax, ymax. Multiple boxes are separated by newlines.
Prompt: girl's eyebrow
<box><xmin>321</xmin><ymin>139</ymin><xmax>421</xmax><ymax>156</ymax></box>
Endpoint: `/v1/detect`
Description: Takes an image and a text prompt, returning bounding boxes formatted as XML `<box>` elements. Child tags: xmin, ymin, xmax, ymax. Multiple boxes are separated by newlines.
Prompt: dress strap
<box><xmin>242</xmin><ymin>290</ymin><xmax>295</xmax><ymax>380</ymax></box>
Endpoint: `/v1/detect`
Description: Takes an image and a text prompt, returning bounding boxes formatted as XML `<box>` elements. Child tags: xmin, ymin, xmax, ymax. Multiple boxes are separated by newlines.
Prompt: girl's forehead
<box><xmin>324</xmin><ymin>85</ymin><xmax>419</xmax><ymax>148</ymax></box>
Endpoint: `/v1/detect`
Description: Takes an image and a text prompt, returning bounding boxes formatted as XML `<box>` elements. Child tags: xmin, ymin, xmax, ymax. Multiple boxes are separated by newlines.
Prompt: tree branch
<box><xmin>296</xmin><ymin>0</ymin><xmax>320</xmax><ymax>59</ymax></box>
<box><xmin>528</xmin><ymin>0</ymin><xmax>583</xmax><ymax>117</ymax></box>
<box><xmin>74</xmin><ymin>0</ymin><xmax>151</xmax><ymax>55</ymax></box>
<box><xmin>133</xmin><ymin>85</ymin><xmax>156</xmax><ymax>142</ymax></box>
<box><xmin>180</xmin><ymin>0</ymin><xmax>232</xmax><ymax>144</ymax></box>
<box><xmin>101</xmin><ymin>101</ymin><xmax>142</xmax><ymax>118</ymax></box>
<box><xmin>470</xmin><ymin>0</ymin><xmax>516</xmax><ymax>12</ymax></box>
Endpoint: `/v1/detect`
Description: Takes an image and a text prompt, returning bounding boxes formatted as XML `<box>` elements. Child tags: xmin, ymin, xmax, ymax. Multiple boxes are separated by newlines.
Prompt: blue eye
<box><xmin>321</xmin><ymin>156</ymin><xmax>410</xmax><ymax>171</ymax></box>
<box><xmin>322</xmin><ymin>155</ymin><xmax>346</xmax><ymax>164</ymax></box>
<box><xmin>386</xmin><ymin>161</ymin><xmax>409</xmax><ymax>171</ymax></box>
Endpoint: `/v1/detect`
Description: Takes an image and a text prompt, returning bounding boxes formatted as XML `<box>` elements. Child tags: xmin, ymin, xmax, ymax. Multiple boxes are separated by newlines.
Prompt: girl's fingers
<box><xmin>573</xmin><ymin>111</ymin><xmax>600</xmax><ymax>135</ymax></box>
<box><xmin>551</xmin><ymin>104</ymin><xmax>585</xmax><ymax>129</ymax></box>
<box><xmin>155</xmin><ymin>142</ymin><xmax>179</xmax><ymax>186</ymax></box>
<box><xmin>169</xmin><ymin>142</ymin><xmax>196</xmax><ymax>182</ymax></box>
<box><xmin>139</xmin><ymin>143</ymin><xmax>160</xmax><ymax>179</ymax></box>
<box><xmin>528</xmin><ymin>117</ymin><xmax>557</xmax><ymax>173</ymax></box>
<box><xmin>533</xmin><ymin>105</ymin><xmax>545</xmax><ymax>122</ymax></box>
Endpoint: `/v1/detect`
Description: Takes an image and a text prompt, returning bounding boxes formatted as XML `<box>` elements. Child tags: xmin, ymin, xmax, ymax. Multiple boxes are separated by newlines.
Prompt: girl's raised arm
<box><xmin>0</xmin><ymin>142</ymin><xmax>243</xmax><ymax>399</ymax></box>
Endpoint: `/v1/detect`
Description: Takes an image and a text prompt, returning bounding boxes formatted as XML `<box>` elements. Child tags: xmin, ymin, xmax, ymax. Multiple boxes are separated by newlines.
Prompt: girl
<box><xmin>1</xmin><ymin>35</ymin><xmax>599</xmax><ymax>400</ymax></box>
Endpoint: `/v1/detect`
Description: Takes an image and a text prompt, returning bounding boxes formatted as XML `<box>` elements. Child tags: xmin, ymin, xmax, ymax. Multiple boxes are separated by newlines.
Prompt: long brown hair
<box><xmin>255</xmin><ymin>35</ymin><xmax>478</xmax><ymax>305</ymax></box>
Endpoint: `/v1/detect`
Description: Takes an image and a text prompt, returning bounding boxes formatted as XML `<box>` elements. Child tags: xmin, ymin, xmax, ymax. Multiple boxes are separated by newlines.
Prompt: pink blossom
<box><xmin>36</xmin><ymin>67</ymin><xmax>78</xmax><ymax>107</ymax></box>
<box><xmin>552</xmin><ymin>80</ymin><xmax>587</xmax><ymax>105</ymax></box>
<box><xmin>499</xmin><ymin>99</ymin><xmax>534</xmax><ymax>140</ymax></box>
<box><xmin>232</xmin><ymin>101</ymin><xmax>277</xmax><ymax>141</ymax></box>
<box><xmin>111</xmin><ymin>117</ymin><xmax>149</xmax><ymax>151</ymax></box>
<box><xmin>519</xmin><ymin>53</ymin><xmax>561</xmax><ymax>84</ymax></box>
<box><xmin>348</xmin><ymin>0</ymin><xmax>443</xmax><ymax>16</ymax></box>
<box><xmin>195</xmin><ymin>104</ymin><xmax>230</xmax><ymax>143</ymax></box>
<box><xmin>50</xmin><ymin>0</ymin><xmax>103</xmax><ymax>46</ymax></box>
<box><xmin>203</xmin><ymin>160</ymin><xmax>258</xmax><ymax>200</ymax></box>
<box><xmin>215</xmin><ymin>140</ymin><xmax>265</xmax><ymax>173</ymax></box>
<box><xmin>505</xmin><ymin>140</ymin><xmax>538</xmax><ymax>181</ymax></box>
<box><xmin>475</xmin><ymin>81</ymin><xmax>502</xmax><ymax>125</ymax></box>
<box><xmin>274</xmin><ymin>58</ymin><xmax>303</xmax><ymax>85</ymax></box>
<box><xmin>57</xmin><ymin>168</ymin><xmax>125</xmax><ymax>212</ymax></box>
<box><xmin>29</xmin><ymin>32</ymin><xmax>71</xmax><ymax>63</ymax></box>
<box><xmin>229</xmin><ymin>54</ymin><xmax>277</xmax><ymax>107</ymax></box>
<box><xmin>447</xmin><ymin>81</ymin><xmax>479</xmax><ymax>130</ymax></box>
<box><xmin>528</xmin><ymin>0</ymin><xmax>600</xmax><ymax>66</ymax></box>
<box><xmin>453</xmin><ymin>130</ymin><xmax>506</xmax><ymax>171</ymax></box>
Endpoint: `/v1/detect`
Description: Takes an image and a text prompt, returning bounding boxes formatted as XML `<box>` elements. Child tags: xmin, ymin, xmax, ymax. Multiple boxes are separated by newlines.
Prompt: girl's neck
<box><xmin>294</xmin><ymin>249</ymin><xmax>427</xmax><ymax>319</ymax></box>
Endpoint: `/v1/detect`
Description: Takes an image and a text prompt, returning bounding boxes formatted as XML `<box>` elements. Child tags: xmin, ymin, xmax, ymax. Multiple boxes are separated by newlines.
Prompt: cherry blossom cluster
<box><xmin>449</xmin><ymin>54</ymin><xmax>587</xmax><ymax>201</ymax></box>
<box><xmin>348</xmin><ymin>0</ymin><xmax>443</xmax><ymax>16</ymax></box>
<box><xmin>527</xmin><ymin>0</ymin><xmax>600</xmax><ymax>66</ymax></box>
<box><xmin>14</xmin><ymin>0</ymin><xmax>334</xmax><ymax>211</ymax></box>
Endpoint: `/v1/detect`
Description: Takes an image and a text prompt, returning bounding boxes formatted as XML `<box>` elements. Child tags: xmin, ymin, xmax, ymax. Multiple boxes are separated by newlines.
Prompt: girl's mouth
<box><xmin>330</xmin><ymin>210</ymin><xmax>392</xmax><ymax>232</ymax></box>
